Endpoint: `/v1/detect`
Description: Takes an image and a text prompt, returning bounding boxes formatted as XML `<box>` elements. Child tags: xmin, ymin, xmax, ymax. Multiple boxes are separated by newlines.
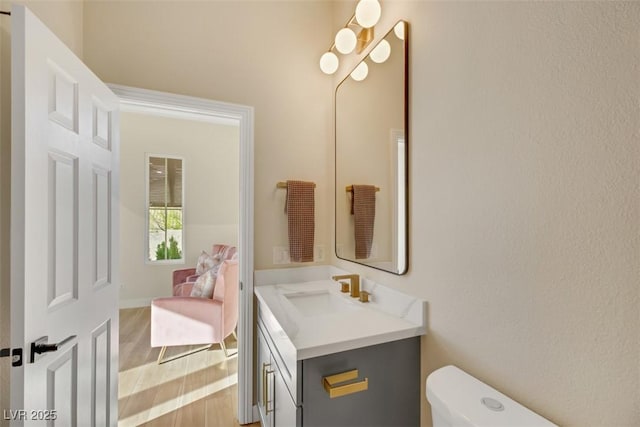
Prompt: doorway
<box><xmin>110</xmin><ymin>84</ymin><xmax>255</xmax><ymax>424</ymax></box>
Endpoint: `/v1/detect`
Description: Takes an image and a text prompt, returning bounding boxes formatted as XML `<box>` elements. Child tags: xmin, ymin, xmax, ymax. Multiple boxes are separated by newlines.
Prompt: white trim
<box><xmin>120</xmin><ymin>102</ymin><xmax>238</xmax><ymax>127</ymax></box>
<box><xmin>388</xmin><ymin>128</ymin><xmax>406</xmax><ymax>274</ymax></box>
<box><xmin>109</xmin><ymin>84</ymin><xmax>256</xmax><ymax>424</ymax></box>
<box><xmin>391</xmin><ymin>129</ymin><xmax>406</xmax><ymax>274</ymax></box>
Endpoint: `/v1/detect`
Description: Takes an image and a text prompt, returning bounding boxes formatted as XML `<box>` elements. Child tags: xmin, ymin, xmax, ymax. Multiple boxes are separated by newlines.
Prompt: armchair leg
<box><xmin>157</xmin><ymin>344</ymin><xmax>213</xmax><ymax>364</ymax></box>
<box><xmin>220</xmin><ymin>336</ymin><xmax>238</xmax><ymax>358</ymax></box>
<box><xmin>220</xmin><ymin>340</ymin><xmax>229</xmax><ymax>358</ymax></box>
<box><xmin>157</xmin><ymin>346</ymin><xmax>167</xmax><ymax>364</ymax></box>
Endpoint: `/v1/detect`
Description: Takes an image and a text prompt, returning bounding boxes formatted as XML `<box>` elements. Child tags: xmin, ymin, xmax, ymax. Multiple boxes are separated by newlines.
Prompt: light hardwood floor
<box><xmin>119</xmin><ymin>307</ymin><xmax>259</xmax><ymax>427</ymax></box>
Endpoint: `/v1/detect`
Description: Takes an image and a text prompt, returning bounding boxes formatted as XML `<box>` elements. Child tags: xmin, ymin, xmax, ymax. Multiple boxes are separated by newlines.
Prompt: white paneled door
<box><xmin>10</xmin><ymin>5</ymin><xmax>119</xmax><ymax>426</ymax></box>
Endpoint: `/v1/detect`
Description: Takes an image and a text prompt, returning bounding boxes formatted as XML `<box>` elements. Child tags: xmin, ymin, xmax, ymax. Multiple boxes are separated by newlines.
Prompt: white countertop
<box><xmin>255</xmin><ymin>278</ymin><xmax>426</xmax><ymax>360</ymax></box>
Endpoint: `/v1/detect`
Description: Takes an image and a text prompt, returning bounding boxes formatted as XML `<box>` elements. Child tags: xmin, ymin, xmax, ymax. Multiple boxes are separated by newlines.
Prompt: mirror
<box><xmin>335</xmin><ymin>21</ymin><xmax>408</xmax><ymax>275</ymax></box>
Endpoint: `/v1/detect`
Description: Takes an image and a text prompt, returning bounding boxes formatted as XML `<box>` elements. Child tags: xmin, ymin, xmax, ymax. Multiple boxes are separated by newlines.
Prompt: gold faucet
<box><xmin>331</xmin><ymin>274</ymin><xmax>360</xmax><ymax>298</ymax></box>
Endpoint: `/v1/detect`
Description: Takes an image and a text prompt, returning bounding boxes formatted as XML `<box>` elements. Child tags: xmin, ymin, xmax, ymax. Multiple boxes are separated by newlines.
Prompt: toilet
<box><xmin>426</xmin><ymin>365</ymin><xmax>557</xmax><ymax>427</ymax></box>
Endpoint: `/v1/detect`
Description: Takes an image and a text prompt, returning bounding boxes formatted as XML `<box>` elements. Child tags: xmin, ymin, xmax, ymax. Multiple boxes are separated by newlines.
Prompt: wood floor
<box><xmin>119</xmin><ymin>307</ymin><xmax>260</xmax><ymax>427</ymax></box>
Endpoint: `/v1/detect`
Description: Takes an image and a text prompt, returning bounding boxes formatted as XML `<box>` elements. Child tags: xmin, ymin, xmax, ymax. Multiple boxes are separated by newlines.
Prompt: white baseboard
<box><xmin>119</xmin><ymin>298</ymin><xmax>152</xmax><ymax>309</ymax></box>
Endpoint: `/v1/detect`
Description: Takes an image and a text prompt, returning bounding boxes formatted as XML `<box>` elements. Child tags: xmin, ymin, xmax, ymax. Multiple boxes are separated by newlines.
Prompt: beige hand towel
<box><xmin>351</xmin><ymin>185</ymin><xmax>376</xmax><ymax>259</ymax></box>
<box><xmin>285</xmin><ymin>180</ymin><xmax>315</xmax><ymax>262</ymax></box>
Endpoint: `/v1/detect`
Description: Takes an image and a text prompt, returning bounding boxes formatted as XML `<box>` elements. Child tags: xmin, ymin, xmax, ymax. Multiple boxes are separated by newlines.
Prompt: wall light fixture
<box><xmin>319</xmin><ymin>0</ymin><xmax>382</xmax><ymax>75</ymax></box>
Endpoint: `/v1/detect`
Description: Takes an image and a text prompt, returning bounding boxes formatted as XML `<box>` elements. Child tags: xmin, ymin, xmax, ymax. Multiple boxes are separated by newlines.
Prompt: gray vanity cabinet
<box><xmin>257</xmin><ymin>308</ymin><xmax>420</xmax><ymax>427</ymax></box>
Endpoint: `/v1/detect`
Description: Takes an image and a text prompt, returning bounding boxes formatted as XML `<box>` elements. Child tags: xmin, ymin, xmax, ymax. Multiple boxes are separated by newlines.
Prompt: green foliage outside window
<box><xmin>149</xmin><ymin>209</ymin><xmax>183</xmax><ymax>261</ymax></box>
<box><xmin>155</xmin><ymin>236</ymin><xmax>182</xmax><ymax>260</ymax></box>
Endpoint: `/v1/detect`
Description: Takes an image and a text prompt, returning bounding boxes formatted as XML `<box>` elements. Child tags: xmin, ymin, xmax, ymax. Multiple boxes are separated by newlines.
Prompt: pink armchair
<box><xmin>151</xmin><ymin>259</ymin><xmax>239</xmax><ymax>364</ymax></box>
<box><xmin>172</xmin><ymin>244</ymin><xmax>237</xmax><ymax>296</ymax></box>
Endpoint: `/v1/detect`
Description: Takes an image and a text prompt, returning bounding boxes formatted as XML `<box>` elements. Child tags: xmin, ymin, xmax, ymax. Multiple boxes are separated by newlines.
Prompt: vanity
<box><xmin>254</xmin><ymin>267</ymin><xmax>426</xmax><ymax>427</ymax></box>
<box><xmin>256</xmin><ymin>16</ymin><xmax>417</xmax><ymax>427</ymax></box>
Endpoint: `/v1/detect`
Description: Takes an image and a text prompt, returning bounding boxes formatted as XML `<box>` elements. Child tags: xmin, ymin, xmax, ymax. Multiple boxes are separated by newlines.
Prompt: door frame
<box><xmin>108</xmin><ymin>84</ymin><xmax>256</xmax><ymax>424</ymax></box>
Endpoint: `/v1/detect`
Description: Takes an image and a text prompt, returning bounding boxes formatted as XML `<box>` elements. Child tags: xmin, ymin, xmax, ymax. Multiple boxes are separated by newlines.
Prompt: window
<box><xmin>146</xmin><ymin>155</ymin><xmax>184</xmax><ymax>263</ymax></box>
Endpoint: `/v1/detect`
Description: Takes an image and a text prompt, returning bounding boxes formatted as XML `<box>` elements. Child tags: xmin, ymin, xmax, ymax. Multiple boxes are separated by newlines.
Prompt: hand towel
<box><xmin>351</xmin><ymin>185</ymin><xmax>376</xmax><ymax>259</ymax></box>
<box><xmin>285</xmin><ymin>180</ymin><xmax>315</xmax><ymax>262</ymax></box>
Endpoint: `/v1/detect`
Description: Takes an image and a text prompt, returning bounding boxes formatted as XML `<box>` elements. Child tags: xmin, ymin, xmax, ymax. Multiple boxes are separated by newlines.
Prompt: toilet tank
<box><xmin>426</xmin><ymin>365</ymin><xmax>557</xmax><ymax>427</ymax></box>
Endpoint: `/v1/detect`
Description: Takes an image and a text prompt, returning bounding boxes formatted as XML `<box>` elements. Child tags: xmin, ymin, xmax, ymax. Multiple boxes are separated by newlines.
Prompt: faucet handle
<box><xmin>359</xmin><ymin>291</ymin><xmax>370</xmax><ymax>303</ymax></box>
<box><xmin>331</xmin><ymin>274</ymin><xmax>360</xmax><ymax>297</ymax></box>
<box><xmin>339</xmin><ymin>282</ymin><xmax>350</xmax><ymax>293</ymax></box>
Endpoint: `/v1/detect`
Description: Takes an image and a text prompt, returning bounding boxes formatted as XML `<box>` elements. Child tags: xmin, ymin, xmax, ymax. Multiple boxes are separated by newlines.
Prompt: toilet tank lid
<box><xmin>426</xmin><ymin>365</ymin><xmax>557</xmax><ymax>427</ymax></box>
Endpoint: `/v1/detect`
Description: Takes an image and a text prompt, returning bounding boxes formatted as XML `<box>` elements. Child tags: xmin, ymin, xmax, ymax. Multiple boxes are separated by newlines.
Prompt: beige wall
<box><xmin>331</xmin><ymin>2</ymin><xmax>640</xmax><ymax>426</ymax></box>
<box><xmin>119</xmin><ymin>111</ymin><xmax>239</xmax><ymax>305</ymax></box>
<box><xmin>13</xmin><ymin>0</ymin><xmax>83</xmax><ymax>55</ymax></box>
<box><xmin>83</xmin><ymin>0</ymin><xmax>334</xmax><ymax>270</ymax></box>
<box><xmin>0</xmin><ymin>1</ymin><xmax>83</xmax><ymax>423</ymax></box>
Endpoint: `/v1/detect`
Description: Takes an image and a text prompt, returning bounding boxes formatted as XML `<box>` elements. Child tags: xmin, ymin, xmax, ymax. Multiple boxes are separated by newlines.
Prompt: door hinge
<box><xmin>0</xmin><ymin>348</ymin><xmax>23</xmax><ymax>367</ymax></box>
<box><xmin>240</xmin><ymin>281</ymin><xmax>243</xmax><ymax>290</ymax></box>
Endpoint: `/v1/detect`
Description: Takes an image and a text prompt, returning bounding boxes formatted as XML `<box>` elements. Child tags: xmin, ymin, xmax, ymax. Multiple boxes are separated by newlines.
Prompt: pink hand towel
<box><xmin>285</xmin><ymin>180</ymin><xmax>315</xmax><ymax>262</ymax></box>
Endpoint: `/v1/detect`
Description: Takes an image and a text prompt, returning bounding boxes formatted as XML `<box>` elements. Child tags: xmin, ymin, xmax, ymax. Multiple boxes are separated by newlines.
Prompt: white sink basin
<box><xmin>284</xmin><ymin>290</ymin><xmax>360</xmax><ymax>317</ymax></box>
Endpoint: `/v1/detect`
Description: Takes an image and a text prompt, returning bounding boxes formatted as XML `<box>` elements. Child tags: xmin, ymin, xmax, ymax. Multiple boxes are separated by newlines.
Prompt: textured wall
<box><xmin>331</xmin><ymin>2</ymin><xmax>640</xmax><ymax>426</ymax></box>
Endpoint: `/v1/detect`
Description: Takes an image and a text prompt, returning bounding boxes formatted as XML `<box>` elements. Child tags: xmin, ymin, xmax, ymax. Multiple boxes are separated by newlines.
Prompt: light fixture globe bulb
<box><xmin>369</xmin><ymin>39</ymin><xmax>391</xmax><ymax>63</ymax></box>
<box><xmin>319</xmin><ymin>52</ymin><xmax>339</xmax><ymax>74</ymax></box>
<box><xmin>355</xmin><ymin>0</ymin><xmax>381</xmax><ymax>29</ymax></box>
<box><xmin>350</xmin><ymin>61</ymin><xmax>369</xmax><ymax>81</ymax></box>
<box><xmin>335</xmin><ymin>28</ymin><xmax>357</xmax><ymax>54</ymax></box>
<box><xmin>394</xmin><ymin>21</ymin><xmax>405</xmax><ymax>40</ymax></box>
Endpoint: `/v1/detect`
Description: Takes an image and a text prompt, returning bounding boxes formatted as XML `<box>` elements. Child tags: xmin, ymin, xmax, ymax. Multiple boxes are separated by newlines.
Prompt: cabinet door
<box><xmin>273</xmin><ymin>362</ymin><xmax>298</xmax><ymax>427</ymax></box>
<box><xmin>257</xmin><ymin>327</ymin><xmax>274</xmax><ymax>427</ymax></box>
<box><xmin>302</xmin><ymin>337</ymin><xmax>420</xmax><ymax>427</ymax></box>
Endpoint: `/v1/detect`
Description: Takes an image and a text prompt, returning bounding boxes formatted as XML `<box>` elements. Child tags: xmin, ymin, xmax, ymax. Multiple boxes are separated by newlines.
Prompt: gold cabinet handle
<box><xmin>262</xmin><ymin>363</ymin><xmax>271</xmax><ymax>411</ymax></box>
<box><xmin>262</xmin><ymin>362</ymin><xmax>274</xmax><ymax>414</ymax></box>
<box><xmin>322</xmin><ymin>369</ymin><xmax>368</xmax><ymax>399</ymax></box>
